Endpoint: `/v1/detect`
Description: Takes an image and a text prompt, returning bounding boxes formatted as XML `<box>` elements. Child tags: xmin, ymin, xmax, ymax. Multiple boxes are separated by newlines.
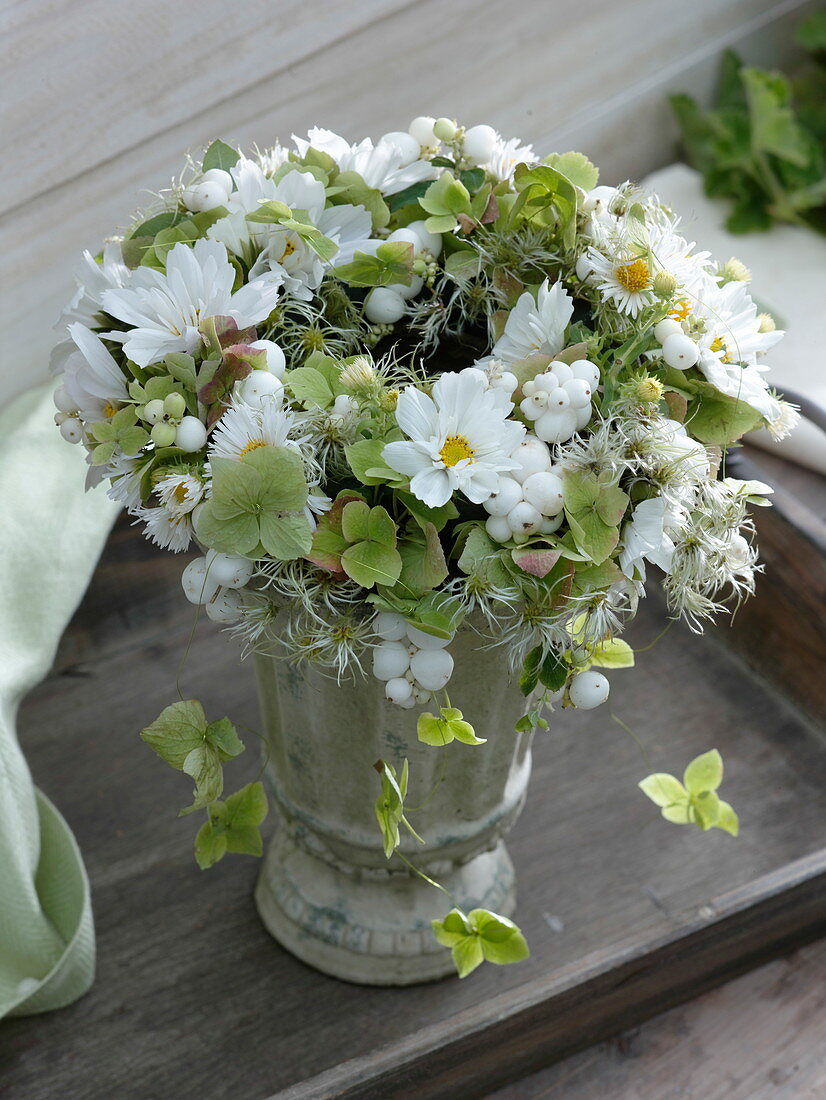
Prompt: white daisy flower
<box><xmin>293</xmin><ymin>128</ymin><xmax>435</xmax><ymax>195</ymax></box>
<box><xmin>383</xmin><ymin>368</ymin><xmax>525</xmax><ymax>508</ymax></box>
<box><xmin>208</xmin><ymin>393</ymin><xmax>300</xmax><ymax>462</ymax></box>
<box><xmin>101</xmin><ymin>239</ymin><xmax>282</xmax><ymax>367</ymax></box>
<box><xmin>489</xmin><ymin>280</ymin><xmax>574</xmax><ymax>364</ymax></box>
<box><xmin>134</xmin><ymin>506</ymin><xmax>193</xmax><ymax>553</ymax></box>
<box><xmin>106</xmin><ymin>454</ymin><xmax>143</xmax><ymax>510</ymax></box>
<box><xmin>59</xmin><ymin>241</ymin><xmax>132</xmax><ymax>330</ymax></box>
<box><xmin>155</xmin><ymin>471</ymin><xmax>205</xmax><ymax>517</ymax></box>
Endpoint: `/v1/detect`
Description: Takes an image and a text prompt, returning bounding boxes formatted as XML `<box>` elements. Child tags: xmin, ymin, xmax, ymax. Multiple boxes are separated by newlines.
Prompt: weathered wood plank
<box><xmin>0</xmin><ymin>0</ymin><xmax>813</xmax><ymax>403</ymax></box>
<box><xmin>489</xmin><ymin>937</ymin><xmax>826</xmax><ymax>1099</ymax></box>
<box><xmin>0</xmin><ymin>450</ymin><xmax>824</xmax><ymax>1098</ymax></box>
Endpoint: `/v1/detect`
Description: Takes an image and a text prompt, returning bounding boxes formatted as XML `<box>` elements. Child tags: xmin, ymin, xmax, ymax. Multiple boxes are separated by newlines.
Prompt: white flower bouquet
<box><xmin>53</xmin><ymin>117</ymin><xmax>796</xmax><ymax>978</ymax></box>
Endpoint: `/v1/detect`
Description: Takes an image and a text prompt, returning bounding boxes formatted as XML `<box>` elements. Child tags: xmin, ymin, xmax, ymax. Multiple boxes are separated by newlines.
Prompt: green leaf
<box><xmin>689</xmin><ymin>389</ymin><xmax>763</xmax><ymax>444</ymax></box>
<box><xmin>638</xmin><ymin>773</ymin><xmax>688</xmax><ymax>807</ymax></box>
<box><xmin>562</xmin><ymin>469</ymin><xmax>601</xmax><ymax>513</ymax></box>
<box><xmin>367</xmin><ymin>505</ymin><xmax>396</xmax><ymax>547</ymax></box>
<box><xmin>194</xmin><ymin>501</ymin><xmax>259</xmax><ymax>556</ymax></box>
<box><xmin>202</xmin><ymin>140</ymin><xmax>240</xmax><ymax>173</ymax></box>
<box><xmin>181</xmin><ymin>742</ymin><xmax>224</xmax><ymax>813</ymax></box>
<box><xmin>538</xmin><ymin>649</ymin><xmax>567</xmax><ymax>692</ymax></box>
<box><xmin>341</xmin><ymin>499</ymin><xmax>371</xmax><ymax>543</ymax></box>
<box><xmin>511</xmin><ymin>163</ymin><xmax>578</xmax><ymax>249</ymax></box>
<box><xmin>684</xmin><ymin>748</ymin><xmax>723</xmax><ymax>794</ymax></box>
<box><xmin>341</xmin><ymin>540</ymin><xmax>402</xmax><ymax>588</ymax></box>
<box><xmin>345</xmin><ymin>438</ymin><xmax>394</xmax><ymax>484</ymax></box>
<box><xmin>286</xmin><ymin>366</ymin><xmax>335</xmax><ymax>408</ymax></box>
<box><xmin>205</xmin><ymin>717</ymin><xmax>245</xmax><ymax>761</ymax></box>
<box><xmin>394</xmin><ymin>523</ymin><xmax>448</xmax><ymax>598</ymax></box>
<box><xmin>419</xmin><ymin>172</ymin><xmax>472</xmax><ymax>220</ymax></box>
<box><xmin>519</xmin><ymin>646</ymin><xmax>543</xmax><ymax>696</ymax></box>
<box><xmin>589</xmin><ymin>638</ymin><xmax>635</xmax><ymax>669</ymax></box>
<box><xmin>595</xmin><ymin>484</ymin><xmax>629</xmax><ymax>526</ymax></box>
<box><xmin>692</xmin><ymin>789</ymin><xmax>722</xmax><ymax>830</ymax></box>
<box><xmin>330</xmin><ymin>170</ymin><xmax>390</xmax><ymax>230</ymax></box>
<box><xmin>194</xmin><ymin>818</ymin><xmax>228</xmax><ymax>870</ymax></box>
<box><xmin>258</xmin><ymin>512</ymin><xmax>313</xmax><ymax>561</ymax></box>
<box><xmin>334</xmin><ymin>240</ymin><xmax>414</xmax><ymax>287</ymax></box>
<box><xmin>432</xmin><ymin>908</ymin><xmax>471</xmax><ymax>946</ymax></box>
<box><xmin>140</xmin><ymin>700</ymin><xmax>207</xmax><ymax>769</ymax></box>
<box><xmin>472</xmin><ymin>909</ymin><xmax>531</xmax><ymax>966</ymax></box>
<box><xmin>417</xmin><ymin>707</ymin><xmax>485</xmax><ymax>747</ymax></box>
<box><xmin>544</xmin><ymin>151</ymin><xmax>599</xmax><ymax>192</ymax></box>
<box><xmin>715</xmin><ymin>800</ymin><xmax>740</xmax><ymax>836</ymax></box>
<box><xmin>451</xmin><ymin>934</ymin><xmax>485</xmax><ymax>979</ymax></box>
<box><xmin>244</xmin><ymin>446</ymin><xmax>309</xmax><ymax>512</ymax></box>
<box><xmin>742</xmin><ymin>68</ymin><xmax>810</xmax><ymax>167</ymax></box>
<box><xmin>566</xmin><ymin>509</ymin><xmax>618</xmax><ymax>565</ymax></box>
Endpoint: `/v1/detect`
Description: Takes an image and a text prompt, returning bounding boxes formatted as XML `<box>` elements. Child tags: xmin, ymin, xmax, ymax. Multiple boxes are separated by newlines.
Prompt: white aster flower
<box><xmin>208</xmin><ymin>393</ymin><xmax>301</xmax><ymax>462</ymax></box>
<box><xmin>155</xmin><ymin>471</ymin><xmax>205</xmax><ymax>516</ymax></box>
<box><xmin>383</xmin><ymin>368</ymin><xmax>525</xmax><ymax>508</ymax></box>
<box><xmin>481</xmin><ymin>135</ymin><xmax>537</xmax><ymax>181</ymax></box>
<box><xmin>293</xmin><ymin>127</ymin><xmax>435</xmax><ymax>195</ymax></box>
<box><xmin>489</xmin><ymin>280</ymin><xmax>574</xmax><ymax>363</ymax></box>
<box><xmin>134</xmin><ymin>506</ymin><xmax>193</xmax><ymax>553</ymax></box>
<box><xmin>61</xmin><ymin>323</ymin><xmax>130</xmax><ymax>422</ymax></box>
<box><xmin>101</xmin><ymin>239</ymin><xmax>282</xmax><ymax>367</ymax></box>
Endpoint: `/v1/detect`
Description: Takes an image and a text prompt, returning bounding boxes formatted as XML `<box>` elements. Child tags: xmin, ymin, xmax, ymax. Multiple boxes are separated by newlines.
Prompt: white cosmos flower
<box><xmin>208</xmin><ymin>393</ymin><xmax>302</xmax><ymax>462</ymax></box>
<box><xmin>155</xmin><ymin>471</ymin><xmax>205</xmax><ymax>517</ymax></box>
<box><xmin>383</xmin><ymin>368</ymin><xmax>525</xmax><ymax>508</ymax></box>
<box><xmin>690</xmin><ymin>278</ymin><xmax>785</xmax><ymax>421</ymax></box>
<box><xmin>619</xmin><ymin>496</ymin><xmax>682</xmax><ymax>581</ymax></box>
<box><xmin>213</xmin><ymin>157</ymin><xmax>377</xmax><ymax>299</ymax></box>
<box><xmin>62</xmin><ymin>322</ymin><xmax>129</xmax><ymax>421</ymax></box>
<box><xmin>293</xmin><ymin>128</ymin><xmax>435</xmax><ymax>195</ymax></box>
<box><xmin>101</xmin><ymin>239</ymin><xmax>282</xmax><ymax>368</ymax></box>
<box><xmin>489</xmin><ymin>280</ymin><xmax>574</xmax><ymax>363</ymax></box>
<box><xmin>61</xmin><ymin>241</ymin><xmax>132</xmax><ymax>328</ymax></box>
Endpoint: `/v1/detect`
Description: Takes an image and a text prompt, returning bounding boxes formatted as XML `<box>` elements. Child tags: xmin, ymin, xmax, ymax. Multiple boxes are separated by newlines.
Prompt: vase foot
<box><xmin>254</xmin><ymin>829</ymin><xmax>516</xmax><ymax>986</ymax></box>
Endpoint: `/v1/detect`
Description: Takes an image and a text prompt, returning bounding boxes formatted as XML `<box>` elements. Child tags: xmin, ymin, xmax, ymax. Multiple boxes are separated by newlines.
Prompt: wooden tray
<box><xmin>2</xmin><ymin>449</ymin><xmax>824</xmax><ymax>1099</ymax></box>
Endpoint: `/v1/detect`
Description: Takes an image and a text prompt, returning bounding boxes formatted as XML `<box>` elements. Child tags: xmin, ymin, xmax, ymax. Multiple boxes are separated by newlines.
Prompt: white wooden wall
<box><xmin>0</xmin><ymin>0</ymin><xmax>815</xmax><ymax>403</ymax></box>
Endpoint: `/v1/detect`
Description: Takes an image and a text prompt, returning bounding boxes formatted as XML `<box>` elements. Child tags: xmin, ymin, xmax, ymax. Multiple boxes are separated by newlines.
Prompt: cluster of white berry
<box><xmin>653</xmin><ymin>318</ymin><xmax>701</xmax><ymax>370</ymax></box>
<box><xmin>181</xmin><ymin>551</ymin><xmax>251</xmax><ymax>623</ymax></box>
<box><xmin>519</xmin><ymin>359</ymin><xmax>599</xmax><ymax>443</ymax></box>
<box><xmin>372</xmin><ymin>611</ymin><xmax>454</xmax><ymax>708</ymax></box>
<box><xmin>483</xmin><ymin>435</ymin><xmax>564</xmax><ymax>543</ymax></box>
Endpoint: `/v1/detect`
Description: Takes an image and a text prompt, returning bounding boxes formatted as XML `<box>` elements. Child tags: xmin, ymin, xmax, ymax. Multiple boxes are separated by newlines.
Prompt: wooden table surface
<box><xmin>1</xmin><ymin>448</ymin><xmax>824</xmax><ymax>1098</ymax></box>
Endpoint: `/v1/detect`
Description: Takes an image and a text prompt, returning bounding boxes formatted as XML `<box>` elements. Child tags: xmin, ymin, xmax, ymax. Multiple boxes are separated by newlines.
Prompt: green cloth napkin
<box><xmin>0</xmin><ymin>384</ymin><xmax>118</xmax><ymax>1018</ymax></box>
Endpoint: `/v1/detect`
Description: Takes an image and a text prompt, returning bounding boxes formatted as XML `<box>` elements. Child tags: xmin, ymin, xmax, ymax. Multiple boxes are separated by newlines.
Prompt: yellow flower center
<box><xmin>614</xmin><ymin>258</ymin><xmax>651</xmax><ymax>293</ymax></box>
<box><xmin>282</xmin><ymin>239</ymin><xmax>297</xmax><ymax>258</ymax></box>
<box><xmin>103</xmin><ymin>400</ymin><xmax>120</xmax><ymax>418</ymax></box>
<box><xmin>439</xmin><ymin>434</ymin><xmax>474</xmax><ymax>467</ymax></box>
<box><xmin>240</xmin><ymin>437</ymin><xmax>267</xmax><ymax>457</ymax></box>
<box><xmin>173</xmin><ymin>482</ymin><xmax>189</xmax><ymax>503</ymax></box>
<box><xmin>669</xmin><ymin>298</ymin><xmax>693</xmax><ymax>322</ymax></box>
<box><xmin>710</xmin><ymin>335</ymin><xmax>731</xmax><ymax>362</ymax></box>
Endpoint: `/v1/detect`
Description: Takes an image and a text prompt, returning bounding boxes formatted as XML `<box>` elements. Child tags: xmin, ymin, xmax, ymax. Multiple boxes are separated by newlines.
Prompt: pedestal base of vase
<box><xmin>254</xmin><ymin>828</ymin><xmax>516</xmax><ymax>986</ymax></box>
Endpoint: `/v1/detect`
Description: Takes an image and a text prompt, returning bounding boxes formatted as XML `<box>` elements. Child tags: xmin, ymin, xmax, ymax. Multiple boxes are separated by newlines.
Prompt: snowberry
<box><xmin>181</xmin><ymin>557</ymin><xmax>219</xmax><ymax>605</ymax></box>
<box><xmin>522</xmin><ymin>470</ymin><xmax>564</xmax><ymax>515</ymax></box>
<box><xmin>462</xmin><ymin>124</ymin><xmax>497</xmax><ymax>165</ymax></box>
<box><xmin>387</xmin><ymin>227</ymin><xmax>423</xmax><ymax>254</ymax></box>
<box><xmin>182</xmin><ymin>182</ymin><xmax>228</xmax><ymax>213</ymax></box>
<box><xmin>574</xmin><ymin>405</ymin><xmax>592</xmax><ymax>431</ymax></box>
<box><xmin>59</xmin><ymin>417</ymin><xmax>83</xmax><ymax>443</ymax></box>
<box><xmin>522</xmin><ymin>379</ymin><xmax>537</xmax><ymax>397</ymax></box>
<box><xmin>143</xmin><ymin>399</ymin><xmax>166</xmax><ymax>424</ymax></box>
<box><xmin>373</xmin><ymin>642</ymin><xmax>411</xmax><ymax>681</ymax></box>
<box><xmin>540</xmin><ymin>513</ymin><xmax>564</xmax><ymax>535</ymax></box>
<box><xmin>534</xmin><ymin>408</ymin><xmax>578</xmax><ymax>444</ymax></box>
<box><xmin>200</xmin><ymin>168</ymin><xmax>234</xmax><ymax>195</ymax></box>
<box><xmin>406</xmin><ymin>220</ymin><xmax>442</xmax><ymax>257</ymax></box>
<box><xmin>410</xmin><ymin>648</ymin><xmax>454</xmax><ymax>692</ymax></box>
<box><xmin>547</xmin><ymin>361</ymin><xmax>573</xmax><ymax>384</ymax></box>
<box><xmin>485</xmin><ymin>514</ymin><xmax>513</xmax><ymax>543</ymax></box>
<box><xmin>546</xmin><ymin>387</ymin><xmax>570</xmax><ymax>411</ymax></box>
<box><xmin>570</xmin><ymin>360</ymin><xmax>600</xmax><ymax>387</ymax></box>
<box><xmin>569</xmin><ymin>670</ymin><xmax>610</xmax><ymax>709</ymax></box>
<box><xmin>507</xmin><ymin>501</ymin><xmax>542</xmax><ymax>535</ymax></box>
<box><xmin>409</xmin><ymin>115</ymin><xmax>438</xmax><ymax>147</ymax></box>
<box><xmin>250</xmin><ymin>339</ymin><xmax>286</xmax><ymax>378</ymax></box>
<box><xmin>365</xmin><ymin>287</ymin><xmax>406</xmax><ymax>324</ymax></box>
<box><xmin>412</xmin><ymin>687</ymin><xmax>432</xmax><ymax>705</ymax></box>
<box><xmin>433</xmin><ymin>117</ymin><xmax>457</xmax><ymax>142</ymax></box>
<box><xmin>375</xmin><ymin>611</ymin><xmax>407</xmax><ymax>641</ymax></box>
<box><xmin>582</xmin><ymin>185</ymin><xmax>619</xmax><ymax>214</ymax></box>
<box><xmin>510</xmin><ymin>436</ymin><xmax>552</xmax><ymax>483</ymax></box>
<box><xmin>483</xmin><ymin>475</ymin><xmax>523</xmax><ymax>516</ymax></box>
<box><xmin>381</xmin><ymin>131</ymin><xmax>420</xmax><ymax>166</ymax></box>
<box><xmin>53</xmin><ymin>385</ymin><xmax>76</xmax><ymax>414</ymax></box>
<box><xmin>654</xmin><ymin>318</ymin><xmax>683</xmax><ymax>344</ymax></box>
<box><xmin>205</xmin><ymin>549</ymin><xmax>254</xmax><ymax>589</ymax></box>
<box><xmin>492</xmin><ymin>370</ymin><xmax>518</xmax><ymax>395</ymax></box>
<box><xmin>205</xmin><ymin>588</ymin><xmax>244</xmax><ymax>624</ymax></box>
<box><xmin>390</xmin><ymin>275</ymin><xmax>424</xmax><ymax>301</ymax></box>
<box><xmin>562</xmin><ymin>378</ymin><xmax>591</xmax><ymax>409</ymax></box>
<box><xmin>385</xmin><ymin>677</ymin><xmax>414</xmax><ymax>705</ymax></box>
<box><xmin>175</xmin><ymin>416</ymin><xmax>208</xmax><ymax>452</ymax></box>
<box><xmin>239</xmin><ymin>370</ymin><xmax>283</xmax><ymax>407</ymax></box>
<box><xmin>163</xmin><ymin>392</ymin><xmax>186</xmax><ymax>419</ymax></box>
<box><xmin>151</xmin><ymin>422</ymin><xmax>177</xmax><ymax>447</ymax></box>
<box><xmin>407</xmin><ymin>624</ymin><xmax>451</xmax><ymax>650</ymax></box>
<box><xmin>662</xmin><ymin>333</ymin><xmax>699</xmax><ymax>370</ymax></box>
